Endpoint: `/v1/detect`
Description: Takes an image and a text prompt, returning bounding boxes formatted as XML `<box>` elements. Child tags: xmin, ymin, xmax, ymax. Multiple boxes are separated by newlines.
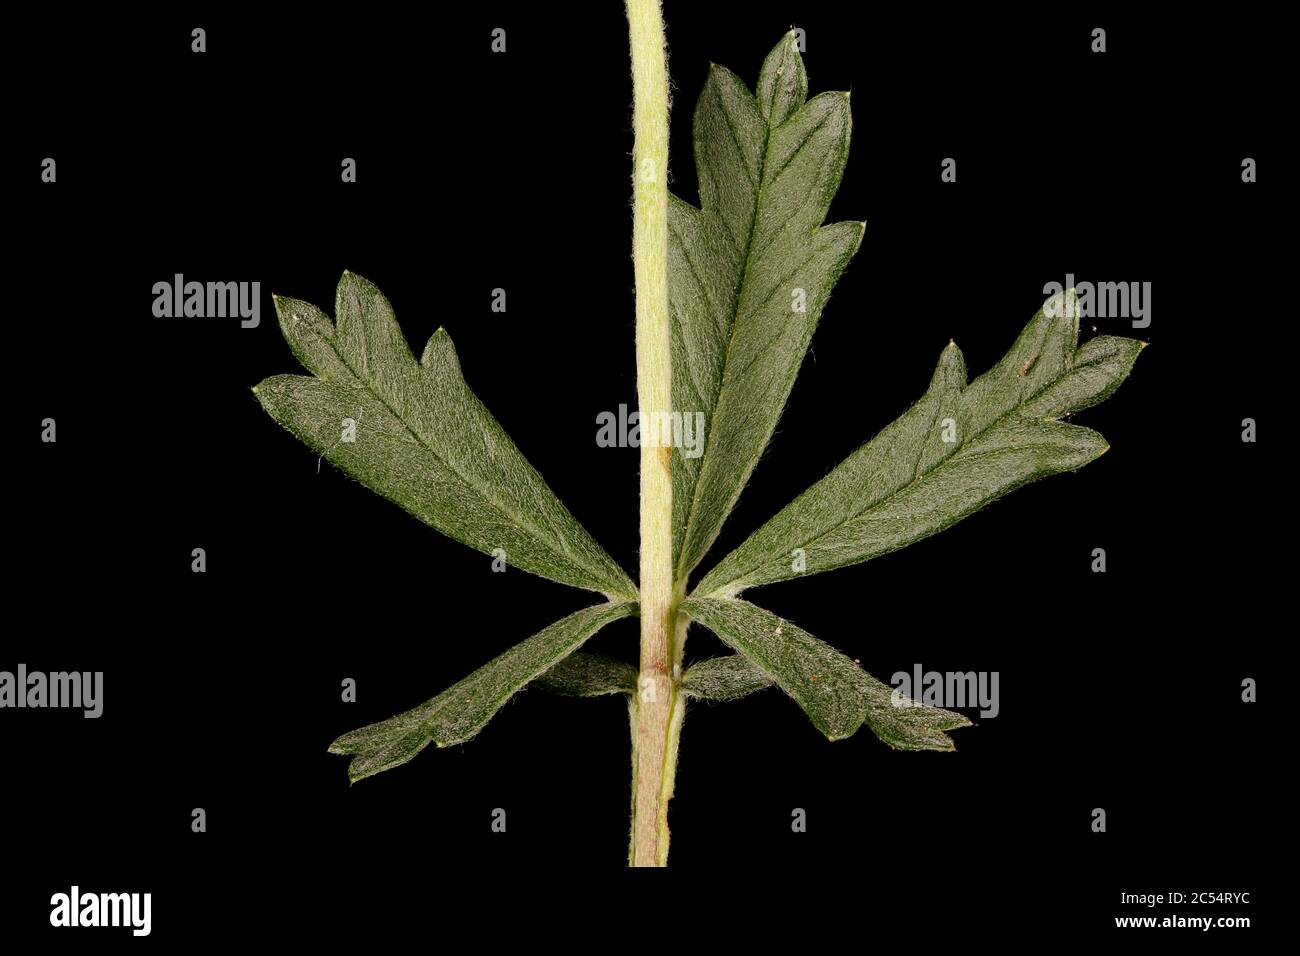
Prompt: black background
<box><xmin>7</xmin><ymin>3</ymin><xmax>1280</xmax><ymax>944</ymax></box>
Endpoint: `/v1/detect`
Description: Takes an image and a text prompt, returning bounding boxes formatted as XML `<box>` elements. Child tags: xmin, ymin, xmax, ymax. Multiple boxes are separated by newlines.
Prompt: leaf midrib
<box><xmin>421</xmin><ymin>602</ymin><xmax>637</xmax><ymax>740</ymax></box>
<box><xmin>320</xmin><ymin>325</ymin><xmax>618</xmax><ymax>593</ymax></box>
<box><xmin>675</xmin><ymin>95</ymin><xmax>778</xmax><ymax>581</ymax></box>
<box><xmin>698</xmin><ymin>343</ymin><xmax>1104</xmax><ymax>595</ymax></box>
<box><xmin>347</xmin><ymin>601</ymin><xmax>635</xmax><ymax>747</ymax></box>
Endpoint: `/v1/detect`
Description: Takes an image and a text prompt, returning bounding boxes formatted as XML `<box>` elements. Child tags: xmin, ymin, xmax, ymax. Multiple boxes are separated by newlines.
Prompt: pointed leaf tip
<box><xmin>758</xmin><ymin>31</ymin><xmax>809</xmax><ymax>126</ymax></box>
<box><xmin>326</xmin><ymin>602</ymin><xmax>636</xmax><ymax>782</ymax></box>
<box><xmin>259</xmin><ymin>276</ymin><xmax>634</xmax><ymax>597</ymax></box>
<box><xmin>670</xmin><ymin>41</ymin><xmax>859</xmax><ymax>578</ymax></box>
<box><xmin>683</xmin><ymin>598</ymin><xmax>968</xmax><ymax>750</ymax></box>
<box><xmin>696</xmin><ymin>293</ymin><xmax>1143</xmax><ymax>595</ymax></box>
<box><xmin>421</xmin><ymin>326</ymin><xmax>458</xmax><ymax>370</ymax></box>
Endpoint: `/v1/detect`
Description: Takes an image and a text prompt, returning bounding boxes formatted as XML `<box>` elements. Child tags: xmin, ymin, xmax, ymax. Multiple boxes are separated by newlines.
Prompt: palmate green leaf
<box><xmin>254</xmin><ymin>272</ymin><xmax>635</xmax><ymax>599</ymax></box>
<box><xmin>682</xmin><ymin>597</ymin><xmax>969</xmax><ymax>748</ymax></box>
<box><xmin>682</xmin><ymin>654</ymin><xmax>774</xmax><ymax>702</ymax></box>
<box><xmin>330</xmin><ymin>601</ymin><xmax>636</xmax><ymax>782</ymax></box>
<box><xmin>696</xmin><ymin>291</ymin><xmax>1145</xmax><ymax>597</ymax></box>
<box><xmin>534</xmin><ymin>652</ymin><xmax>638</xmax><ymax>697</ymax></box>
<box><xmin>669</xmin><ymin>31</ymin><xmax>863</xmax><ymax>580</ymax></box>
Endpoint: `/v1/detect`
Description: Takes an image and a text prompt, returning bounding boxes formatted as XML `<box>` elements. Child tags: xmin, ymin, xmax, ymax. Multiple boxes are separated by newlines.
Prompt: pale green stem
<box><xmin>626</xmin><ymin>0</ymin><xmax>677</xmax><ymax>867</ymax></box>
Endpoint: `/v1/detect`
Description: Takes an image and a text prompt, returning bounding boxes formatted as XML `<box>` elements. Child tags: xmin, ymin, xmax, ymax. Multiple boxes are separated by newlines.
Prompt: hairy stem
<box><xmin>626</xmin><ymin>0</ymin><xmax>675</xmax><ymax>867</ymax></box>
